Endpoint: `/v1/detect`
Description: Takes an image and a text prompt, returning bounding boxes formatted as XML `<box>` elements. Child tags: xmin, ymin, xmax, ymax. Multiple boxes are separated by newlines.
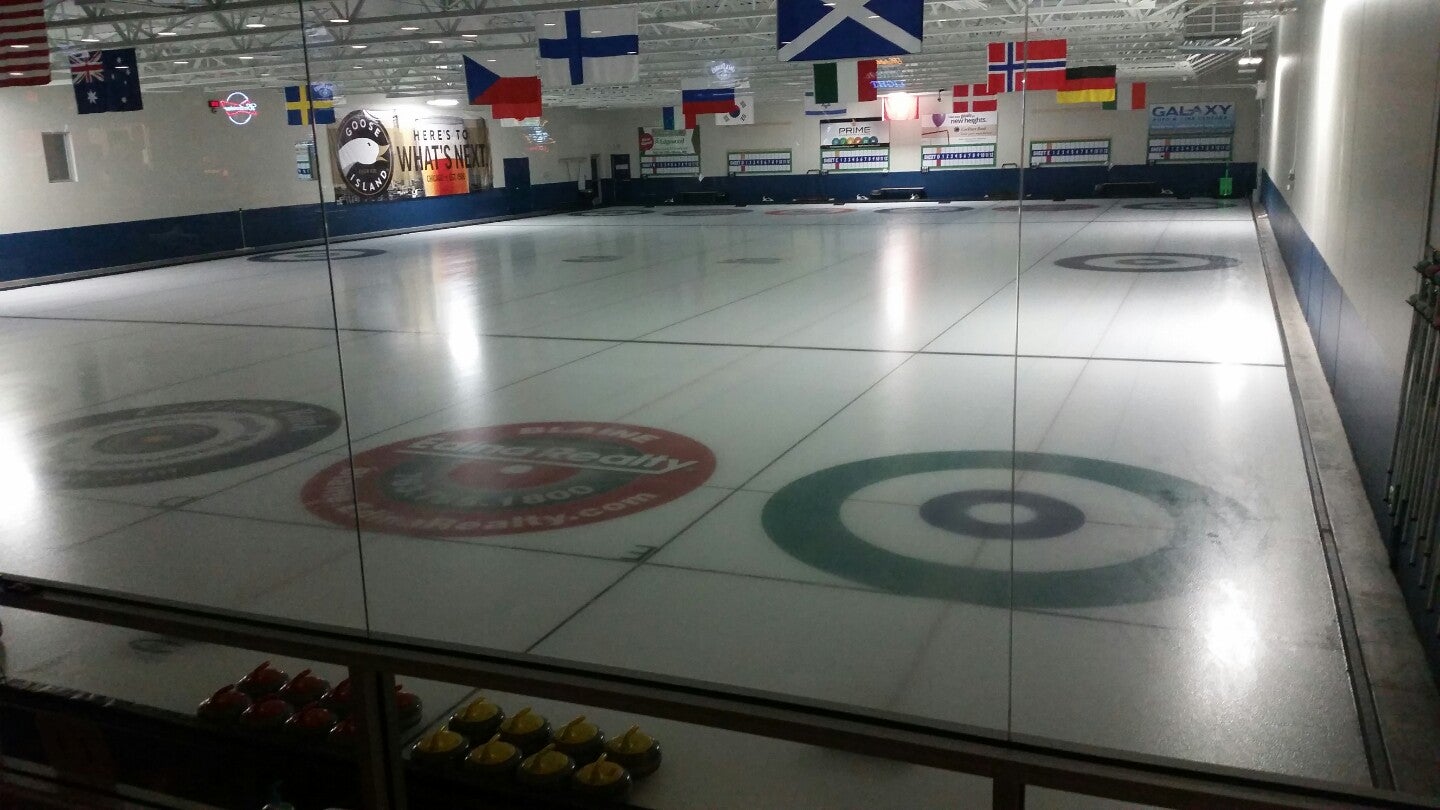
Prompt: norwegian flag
<box><xmin>953</xmin><ymin>83</ymin><xmax>997</xmax><ymax>112</ymax></box>
<box><xmin>0</xmin><ymin>0</ymin><xmax>51</xmax><ymax>88</ymax></box>
<box><xmin>987</xmin><ymin>39</ymin><xmax>1067</xmax><ymax>93</ymax></box>
<box><xmin>69</xmin><ymin>51</ymin><xmax>103</xmax><ymax>84</ymax></box>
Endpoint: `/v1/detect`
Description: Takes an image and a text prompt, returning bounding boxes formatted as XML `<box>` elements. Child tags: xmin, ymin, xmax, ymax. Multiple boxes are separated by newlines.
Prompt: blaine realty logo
<box><xmin>301</xmin><ymin>421</ymin><xmax>717</xmax><ymax>538</ymax></box>
<box><xmin>335</xmin><ymin>110</ymin><xmax>393</xmax><ymax>198</ymax></box>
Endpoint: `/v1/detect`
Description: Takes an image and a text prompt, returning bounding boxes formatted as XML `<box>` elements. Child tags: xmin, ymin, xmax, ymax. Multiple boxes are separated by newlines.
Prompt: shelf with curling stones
<box><xmin>448</xmin><ymin>694</ymin><xmax>505</xmax><ymax>740</ymax></box>
<box><xmin>196</xmin><ymin>662</ymin><xmax>423</xmax><ymax>745</ymax></box>
<box><xmin>573</xmin><ymin>754</ymin><xmax>633</xmax><ymax>803</ymax></box>
<box><xmin>605</xmin><ymin>725</ymin><xmax>662</xmax><ymax>779</ymax></box>
<box><xmin>410</xmin><ymin>725</ymin><xmax>471</xmax><ymax>771</ymax></box>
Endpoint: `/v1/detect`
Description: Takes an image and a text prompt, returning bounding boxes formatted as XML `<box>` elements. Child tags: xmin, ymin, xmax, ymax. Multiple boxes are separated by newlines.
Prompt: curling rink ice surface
<box><xmin>0</xmin><ymin>198</ymin><xmax>1373</xmax><ymax>802</ymax></box>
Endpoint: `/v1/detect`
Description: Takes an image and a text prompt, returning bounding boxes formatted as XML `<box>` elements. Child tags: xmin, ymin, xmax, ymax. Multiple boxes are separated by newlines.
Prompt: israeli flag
<box><xmin>777</xmin><ymin>0</ymin><xmax>922</xmax><ymax>62</ymax></box>
<box><xmin>536</xmin><ymin>7</ymin><xmax>640</xmax><ymax>86</ymax></box>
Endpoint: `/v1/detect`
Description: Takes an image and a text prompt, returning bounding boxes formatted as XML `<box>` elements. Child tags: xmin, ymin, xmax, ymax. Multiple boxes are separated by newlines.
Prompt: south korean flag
<box><xmin>776</xmin><ymin>0</ymin><xmax>922</xmax><ymax>62</ymax></box>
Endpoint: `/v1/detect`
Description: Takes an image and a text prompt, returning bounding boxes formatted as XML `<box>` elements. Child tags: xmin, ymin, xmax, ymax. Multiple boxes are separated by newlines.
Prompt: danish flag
<box><xmin>952</xmin><ymin>83</ymin><xmax>997</xmax><ymax>112</ymax></box>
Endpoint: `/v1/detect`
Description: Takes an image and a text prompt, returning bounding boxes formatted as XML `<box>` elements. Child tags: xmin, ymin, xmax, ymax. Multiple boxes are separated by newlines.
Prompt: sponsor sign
<box><xmin>302</xmin><ymin>421</ymin><xmax>716</xmax><ymax>538</ymax></box>
<box><xmin>819</xmin><ymin>117</ymin><xmax>889</xmax><ymax>146</ymax></box>
<box><xmin>638</xmin><ymin>127</ymin><xmax>699</xmax><ymax>156</ymax></box>
<box><xmin>211</xmin><ymin>91</ymin><xmax>258</xmax><ymax>125</ymax></box>
<box><xmin>921</xmin><ymin>110</ymin><xmax>998</xmax><ymax>143</ymax></box>
<box><xmin>1147</xmin><ymin>102</ymin><xmax>1236</xmax><ymax>133</ymax></box>
<box><xmin>295</xmin><ymin>141</ymin><xmax>315</xmax><ymax>181</ymax></box>
<box><xmin>327</xmin><ymin>110</ymin><xmax>492</xmax><ymax>203</ymax></box>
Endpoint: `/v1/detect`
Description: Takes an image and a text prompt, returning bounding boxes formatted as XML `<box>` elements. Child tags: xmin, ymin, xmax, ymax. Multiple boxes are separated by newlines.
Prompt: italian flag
<box><xmin>1103</xmin><ymin>81</ymin><xmax>1148</xmax><ymax>110</ymax></box>
<box><xmin>812</xmin><ymin>60</ymin><xmax>879</xmax><ymax>105</ymax></box>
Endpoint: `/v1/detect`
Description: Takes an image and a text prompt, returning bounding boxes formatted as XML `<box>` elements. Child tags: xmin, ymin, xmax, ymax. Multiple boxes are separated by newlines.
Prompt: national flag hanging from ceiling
<box><xmin>1057</xmin><ymin>65</ymin><xmax>1116</xmax><ymax>104</ymax></box>
<box><xmin>1</xmin><ymin>0</ymin><xmax>50</xmax><ymax>88</ymax></box>
<box><xmin>680</xmin><ymin>78</ymin><xmax>735</xmax><ymax>128</ymax></box>
<box><xmin>715</xmin><ymin>95</ymin><xmax>754</xmax><ymax>125</ymax></box>
<box><xmin>813</xmin><ymin>60</ymin><xmax>878</xmax><ymax>105</ymax></box>
<box><xmin>535</xmin><ymin>7</ymin><xmax>639</xmax><ymax>86</ymax></box>
<box><xmin>804</xmin><ymin>90</ymin><xmax>845</xmax><ymax>116</ymax></box>
<box><xmin>71</xmin><ymin>49</ymin><xmax>142</xmax><ymax>114</ymax></box>
<box><xmin>987</xmin><ymin>38</ymin><xmax>1067</xmax><ymax>93</ymax></box>
<box><xmin>284</xmin><ymin>83</ymin><xmax>335</xmax><ymax>125</ymax></box>
<box><xmin>776</xmin><ymin>0</ymin><xmax>922</xmax><ymax>62</ymax></box>
<box><xmin>463</xmin><ymin>52</ymin><xmax>541</xmax><ymax>120</ymax></box>
<box><xmin>952</xmin><ymin>82</ymin><xmax>996</xmax><ymax>112</ymax></box>
<box><xmin>1103</xmin><ymin>81</ymin><xmax>1147</xmax><ymax>110</ymax></box>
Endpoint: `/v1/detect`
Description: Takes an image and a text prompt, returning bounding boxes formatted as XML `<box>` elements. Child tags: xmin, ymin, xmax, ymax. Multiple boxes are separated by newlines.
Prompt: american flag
<box><xmin>0</xmin><ymin>0</ymin><xmax>51</xmax><ymax>88</ymax></box>
<box><xmin>69</xmin><ymin>51</ymin><xmax>103</xmax><ymax>84</ymax></box>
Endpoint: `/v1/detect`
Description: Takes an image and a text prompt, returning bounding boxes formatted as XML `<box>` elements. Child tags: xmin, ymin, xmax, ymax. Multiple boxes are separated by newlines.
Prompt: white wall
<box><xmin>1259</xmin><ymin>0</ymin><xmax>1440</xmax><ymax>365</ymax></box>
<box><xmin>0</xmin><ymin>76</ymin><xmax>1258</xmax><ymax>236</ymax></box>
<box><xmin>0</xmin><ymin>83</ymin><xmax>324</xmax><ymax>234</ymax></box>
<box><xmin>616</xmin><ymin>84</ymin><xmax>1257</xmax><ymax>179</ymax></box>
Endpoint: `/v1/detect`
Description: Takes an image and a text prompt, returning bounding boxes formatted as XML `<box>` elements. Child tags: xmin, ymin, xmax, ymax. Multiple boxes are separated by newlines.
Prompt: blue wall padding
<box><xmin>1</xmin><ymin>165</ymin><xmax>1251</xmax><ymax>285</ymax></box>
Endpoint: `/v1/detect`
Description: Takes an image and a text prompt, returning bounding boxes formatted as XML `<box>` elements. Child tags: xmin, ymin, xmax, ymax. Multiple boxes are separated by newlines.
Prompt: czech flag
<box><xmin>464</xmin><ymin>53</ymin><xmax>542</xmax><ymax>121</ymax></box>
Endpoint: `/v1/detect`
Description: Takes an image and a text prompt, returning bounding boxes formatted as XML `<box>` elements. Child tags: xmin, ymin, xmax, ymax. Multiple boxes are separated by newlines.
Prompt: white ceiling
<box><xmin>39</xmin><ymin>0</ymin><xmax>1288</xmax><ymax>105</ymax></box>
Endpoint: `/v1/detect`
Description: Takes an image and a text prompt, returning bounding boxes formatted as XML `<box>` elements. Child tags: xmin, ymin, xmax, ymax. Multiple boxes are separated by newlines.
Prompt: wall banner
<box><xmin>639</xmin><ymin>127</ymin><xmax>700</xmax><ymax>156</ymax></box>
<box><xmin>1147</xmin><ymin>102</ymin><xmax>1236</xmax><ymax>133</ymax></box>
<box><xmin>295</xmin><ymin>141</ymin><xmax>316</xmax><ymax>181</ymax></box>
<box><xmin>921</xmin><ymin>111</ymin><xmax>998</xmax><ymax>144</ymax></box>
<box><xmin>328</xmin><ymin>110</ymin><xmax>492</xmax><ymax>203</ymax></box>
<box><xmin>820</xmin><ymin>117</ymin><xmax>889</xmax><ymax>146</ymax></box>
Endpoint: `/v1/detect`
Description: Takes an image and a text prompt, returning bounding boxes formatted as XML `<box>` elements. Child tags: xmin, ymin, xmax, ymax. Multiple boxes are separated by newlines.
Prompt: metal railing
<box><xmin>1</xmin><ymin>575</ymin><xmax>1435</xmax><ymax>810</ymax></box>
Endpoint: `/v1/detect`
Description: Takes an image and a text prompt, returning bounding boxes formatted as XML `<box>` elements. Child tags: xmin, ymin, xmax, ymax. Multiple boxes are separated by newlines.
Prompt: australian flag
<box><xmin>776</xmin><ymin>0</ymin><xmax>922</xmax><ymax>62</ymax></box>
<box><xmin>71</xmin><ymin>49</ymin><xmax>143</xmax><ymax>115</ymax></box>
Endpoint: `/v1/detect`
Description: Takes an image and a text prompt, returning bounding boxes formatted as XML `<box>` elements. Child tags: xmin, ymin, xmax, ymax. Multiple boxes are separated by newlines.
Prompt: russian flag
<box><xmin>464</xmin><ymin>53</ymin><xmax>542</xmax><ymax>121</ymax></box>
<box><xmin>681</xmin><ymin>79</ymin><xmax>736</xmax><ymax>127</ymax></box>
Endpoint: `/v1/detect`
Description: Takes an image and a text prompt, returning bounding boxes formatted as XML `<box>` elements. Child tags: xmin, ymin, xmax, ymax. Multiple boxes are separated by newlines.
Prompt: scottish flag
<box><xmin>777</xmin><ymin>0</ymin><xmax>922</xmax><ymax>62</ymax></box>
<box><xmin>535</xmin><ymin>7</ymin><xmax>639</xmax><ymax>86</ymax></box>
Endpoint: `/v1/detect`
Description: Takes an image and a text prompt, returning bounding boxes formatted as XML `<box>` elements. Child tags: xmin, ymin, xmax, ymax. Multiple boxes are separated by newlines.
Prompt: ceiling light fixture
<box><xmin>400</xmin><ymin>26</ymin><xmax>420</xmax><ymax>31</ymax></box>
<box><xmin>428</xmin><ymin>39</ymin><xmax>443</xmax><ymax>44</ymax></box>
<box><xmin>427</xmin><ymin>98</ymin><xmax>459</xmax><ymax>106</ymax></box>
<box><xmin>245</xmin><ymin>22</ymin><xmax>267</xmax><ymax>29</ymax></box>
<box><xmin>157</xmin><ymin>31</ymin><xmax>177</xmax><ymax>37</ymax></box>
<box><xmin>237</xmin><ymin>55</ymin><xmax>254</xmax><ymax>59</ymax></box>
<box><xmin>330</xmin><ymin>18</ymin><xmax>349</xmax><ymax>23</ymax></box>
<box><xmin>350</xmin><ymin>44</ymin><xmax>367</xmax><ymax>49</ymax></box>
<box><xmin>80</xmin><ymin>37</ymin><xmax>100</xmax><ymax>42</ymax></box>
<box><xmin>462</xmin><ymin>34</ymin><xmax>478</xmax><ymax>38</ymax></box>
<box><xmin>173</xmin><ymin>60</ymin><xmax>188</xmax><ymax>64</ymax></box>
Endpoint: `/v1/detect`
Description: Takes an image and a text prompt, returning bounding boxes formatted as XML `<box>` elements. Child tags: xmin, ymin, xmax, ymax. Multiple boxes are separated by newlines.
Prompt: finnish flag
<box><xmin>536</xmin><ymin>7</ymin><xmax>640</xmax><ymax>86</ymax></box>
<box><xmin>776</xmin><ymin>0</ymin><xmax>922</xmax><ymax>62</ymax></box>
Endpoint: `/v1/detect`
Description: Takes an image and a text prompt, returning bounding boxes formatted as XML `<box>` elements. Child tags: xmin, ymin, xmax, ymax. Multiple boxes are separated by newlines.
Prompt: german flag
<box><xmin>1056</xmin><ymin>66</ymin><xmax>1117</xmax><ymax>104</ymax></box>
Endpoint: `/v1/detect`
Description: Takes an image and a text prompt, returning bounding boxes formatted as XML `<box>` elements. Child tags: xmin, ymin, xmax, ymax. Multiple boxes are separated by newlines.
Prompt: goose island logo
<box><xmin>335</xmin><ymin>110</ymin><xmax>393</xmax><ymax>198</ymax></box>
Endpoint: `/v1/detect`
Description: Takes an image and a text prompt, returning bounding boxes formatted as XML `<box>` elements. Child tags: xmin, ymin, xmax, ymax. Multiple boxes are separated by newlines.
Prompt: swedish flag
<box><xmin>285</xmin><ymin>84</ymin><xmax>335</xmax><ymax>126</ymax></box>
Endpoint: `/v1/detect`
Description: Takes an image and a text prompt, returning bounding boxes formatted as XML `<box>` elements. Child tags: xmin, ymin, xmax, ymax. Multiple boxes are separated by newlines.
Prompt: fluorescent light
<box><xmin>350</xmin><ymin>44</ymin><xmax>367</xmax><ymax>49</ymax></box>
<box><xmin>486</xmin><ymin>58</ymin><xmax>496</xmax><ymax>62</ymax></box>
<box><xmin>426</xmin><ymin>98</ymin><xmax>459</xmax><ymax>106</ymax></box>
<box><xmin>237</xmin><ymin>55</ymin><xmax>255</xmax><ymax>60</ymax></box>
<box><xmin>330</xmin><ymin>18</ymin><xmax>348</xmax><ymax>23</ymax></box>
<box><xmin>428</xmin><ymin>39</ymin><xmax>443</xmax><ymax>44</ymax></box>
<box><xmin>400</xmin><ymin>26</ymin><xmax>420</xmax><ymax>31</ymax></box>
<box><xmin>157</xmin><ymin>31</ymin><xmax>177</xmax><ymax>37</ymax></box>
<box><xmin>462</xmin><ymin>34</ymin><xmax>478</xmax><ymax>38</ymax></box>
<box><xmin>245</xmin><ymin>22</ymin><xmax>267</xmax><ymax>29</ymax></box>
<box><xmin>80</xmin><ymin>37</ymin><xmax>100</xmax><ymax>42</ymax></box>
<box><xmin>173</xmin><ymin>60</ymin><xmax>188</xmax><ymax>64</ymax></box>
<box><xmin>543</xmin><ymin>22</ymin><xmax>556</xmax><ymax>26</ymax></box>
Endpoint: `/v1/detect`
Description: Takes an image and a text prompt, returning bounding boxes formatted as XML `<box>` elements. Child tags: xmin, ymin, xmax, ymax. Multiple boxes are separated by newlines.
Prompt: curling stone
<box><xmin>553</xmin><ymin>715</ymin><xmax>605</xmax><ymax>764</ymax></box>
<box><xmin>571</xmin><ymin>753</ymin><xmax>633</xmax><ymax>802</ymax></box>
<box><xmin>236</xmin><ymin>661</ymin><xmax>289</xmax><ymax>698</ymax></box>
<box><xmin>409</xmin><ymin>725</ymin><xmax>469</xmax><ymax>771</ymax></box>
<box><xmin>238</xmin><ymin>697</ymin><xmax>294</xmax><ymax>732</ymax></box>
<box><xmin>461</xmin><ymin>733</ymin><xmax>522</xmax><ymax>782</ymax></box>
<box><xmin>516</xmin><ymin>743</ymin><xmax>574</xmax><ymax>792</ymax></box>
<box><xmin>448</xmin><ymin>695</ymin><xmax>505</xmax><ymax>741</ymax></box>
<box><xmin>498</xmin><ymin>706</ymin><xmax>552</xmax><ymax>755</ymax></box>
<box><xmin>603</xmin><ymin>725</ymin><xmax>662</xmax><ymax>778</ymax></box>
<box><xmin>196</xmin><ymin>684</ymin><xmax>251</xmax><ymax>724</ymax></box>
<box><xmin>277</xmin><ymin>668</ymin><xmax>330</xmax><ymax>707</ymax></box>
